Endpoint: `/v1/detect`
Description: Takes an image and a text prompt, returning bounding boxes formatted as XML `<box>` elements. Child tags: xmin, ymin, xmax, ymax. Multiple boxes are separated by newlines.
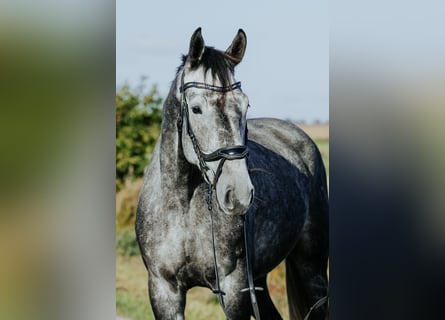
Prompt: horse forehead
<box><xmin>184</xmin><ymin>66</ymin><xmax>232</xmax><ymax>85</ymax></box>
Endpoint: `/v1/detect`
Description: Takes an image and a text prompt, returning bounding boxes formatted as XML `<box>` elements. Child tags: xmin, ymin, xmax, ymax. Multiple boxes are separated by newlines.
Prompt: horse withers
<box><xmin>136</xmin><ymin>28</ymin><xmax>329</xmax><ymax>320</ymax></box>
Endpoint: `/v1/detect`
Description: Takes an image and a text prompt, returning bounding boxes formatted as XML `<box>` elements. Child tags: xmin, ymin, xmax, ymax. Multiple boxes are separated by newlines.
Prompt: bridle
<box><xmin>177</xmin><ymin>70</ymin><xmax>328</xmax><ymax>319</ymax></box>
<box><xmin>178</xmin><ymin>71</ymin><xmax>248</xmax><ymax>190</ymax></box>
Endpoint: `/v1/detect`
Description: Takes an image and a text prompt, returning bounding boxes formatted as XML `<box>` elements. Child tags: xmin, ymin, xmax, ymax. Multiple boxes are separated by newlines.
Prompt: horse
<box><xmin>136</xmin><ymin>28</ymin><xmax>329</xmax><ymax>320</ymax></box>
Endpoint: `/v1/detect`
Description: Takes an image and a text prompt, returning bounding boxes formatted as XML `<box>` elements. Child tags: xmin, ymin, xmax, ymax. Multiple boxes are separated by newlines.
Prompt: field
<box><xmin>116</xmin><ymin>124</ymin><xmax>329</xmax><ymax>320</ymax></box>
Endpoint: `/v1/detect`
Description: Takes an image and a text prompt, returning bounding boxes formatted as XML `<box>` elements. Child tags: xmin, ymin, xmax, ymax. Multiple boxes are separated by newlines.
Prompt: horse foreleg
<box><xmin>218</xmin><ymin>267</ymin><xmax>253</xmax><ymax>320</ymax></box>
<box><xmin>148</xmin><ymin>273</ymin><xmax>186</xmax><ymax>320</ymax></box>
<box><xmin>252</xmin><ymin>276</ymin><xmax>282</xmax><ymax>319</ymax></box>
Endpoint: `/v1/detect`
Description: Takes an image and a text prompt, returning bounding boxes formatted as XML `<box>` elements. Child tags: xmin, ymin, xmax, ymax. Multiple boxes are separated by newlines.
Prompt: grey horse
<box><xmin>136</xmin><ymin>28</ymin><xmax>329</xmax><ymax>320</ymax></box>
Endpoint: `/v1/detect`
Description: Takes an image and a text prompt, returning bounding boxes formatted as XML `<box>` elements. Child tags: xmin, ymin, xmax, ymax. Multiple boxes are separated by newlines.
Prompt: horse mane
<box><xmin>177</xmin><ymin>46</ymin><xmax>235</xmax><ymax>88</ymax></box>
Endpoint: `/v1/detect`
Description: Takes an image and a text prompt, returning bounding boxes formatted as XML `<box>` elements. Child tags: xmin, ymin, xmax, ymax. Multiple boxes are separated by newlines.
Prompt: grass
<box><xmin>116</xmin><ymin>139</ymin><xmax>329</xmax><ymax>319</ymax></box>
<box><xmin>116</xmin><ymin>254</ymin><xmax>152</xmax><ymax>319</ymax></box>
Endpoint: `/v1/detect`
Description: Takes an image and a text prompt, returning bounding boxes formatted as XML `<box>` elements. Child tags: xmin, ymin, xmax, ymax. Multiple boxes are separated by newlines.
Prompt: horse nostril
<box><xmin>224</xmin><ymin>188</ymin><xmax>235</xmax><ymax>210</ymax></box>
<box><xmin>219</xmin><ymin>185</ymin><xmax>253</xmax><ymax>214</ymax></box>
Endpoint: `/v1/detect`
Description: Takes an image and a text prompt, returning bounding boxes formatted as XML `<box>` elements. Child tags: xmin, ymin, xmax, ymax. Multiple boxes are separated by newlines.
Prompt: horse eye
<box><xmin>191</xmin><ymin>106</ymin><xmax>202</xmax><ymax>114</ymax></box>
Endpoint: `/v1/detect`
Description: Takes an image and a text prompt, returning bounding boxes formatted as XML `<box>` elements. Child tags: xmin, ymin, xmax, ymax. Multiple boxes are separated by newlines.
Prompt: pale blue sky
<box><xmin>117</xmin><ymin>1</ymin><xmax>328</xmax><ymax>122</ymax></box>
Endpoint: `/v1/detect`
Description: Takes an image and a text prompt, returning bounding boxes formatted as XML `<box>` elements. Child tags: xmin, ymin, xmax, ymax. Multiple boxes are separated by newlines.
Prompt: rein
<box><xmin>303</xmin><ymin>295</ymin><xmax>329</xmax><ymax>320</ymax></box>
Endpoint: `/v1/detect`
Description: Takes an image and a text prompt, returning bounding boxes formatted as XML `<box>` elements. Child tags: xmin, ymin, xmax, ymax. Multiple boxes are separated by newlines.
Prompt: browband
<box><xmin>180</xmin><ymin>81</ymin><xmax>241</xmax><ymax>93</ymax></box>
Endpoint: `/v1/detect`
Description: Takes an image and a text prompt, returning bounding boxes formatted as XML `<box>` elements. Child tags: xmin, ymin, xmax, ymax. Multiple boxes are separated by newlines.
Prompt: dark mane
<box><xmin>177</xmin><ymin>46</ymin><xmax>235</xmax><ymax>88</ymax></box>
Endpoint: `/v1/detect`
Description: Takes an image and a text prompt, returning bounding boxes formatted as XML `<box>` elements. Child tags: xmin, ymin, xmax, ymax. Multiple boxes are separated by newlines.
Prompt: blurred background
<box><xmin>0</xmin><ymin>0</ymin><xmax>116</xmax><ymax>319</ymax></box>
<box><xmin>330</xmin><ymin>1</ymin><xmax>445</xmax><ymax>319</ymax></box>
<box><xmin>1</xmin><ymin>0</ymin><xmax>444</xmax><ymax>320</ymax></box>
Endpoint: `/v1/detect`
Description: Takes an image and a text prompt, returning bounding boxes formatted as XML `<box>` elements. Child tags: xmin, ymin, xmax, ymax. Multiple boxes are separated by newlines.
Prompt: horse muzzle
<box><xmin>214</xmin><ymin>159</ymin><xmax>254</xmax><ymax>216</ymax></box>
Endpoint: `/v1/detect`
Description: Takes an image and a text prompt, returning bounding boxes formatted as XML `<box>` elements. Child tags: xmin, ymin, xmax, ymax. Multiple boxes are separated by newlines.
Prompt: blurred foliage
<box><xmin>116</xmin><ymin>228</ymin><xmax>140</xmax><ymax>257</ymax></box>
<box><xmin>116</xmin><ymin>82</ymin><xmax>162</xmax><ymax>191</ymax></box>
<box><xmin>116</xmin><ymin>178</ymin><xmax>143</xmax><ymax>230</ymax></box>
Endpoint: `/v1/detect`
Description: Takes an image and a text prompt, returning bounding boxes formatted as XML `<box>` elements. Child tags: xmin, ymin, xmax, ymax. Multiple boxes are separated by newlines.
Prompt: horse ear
<box><xmin>225</xmin><ymin>29</ymin><xmax>247</xmax><ymax>65</ymax></box>
<box><xmin>188</xmin><ymin>27</ymin><xmax>205</xmax><ymax>68</ymax></box>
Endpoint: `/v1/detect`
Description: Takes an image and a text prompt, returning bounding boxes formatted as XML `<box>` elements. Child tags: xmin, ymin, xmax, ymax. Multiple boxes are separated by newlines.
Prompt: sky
<box><xmin>117</xmin><ymin>1</ymin><xmax>328</xmax><ymax>122</ymax></box>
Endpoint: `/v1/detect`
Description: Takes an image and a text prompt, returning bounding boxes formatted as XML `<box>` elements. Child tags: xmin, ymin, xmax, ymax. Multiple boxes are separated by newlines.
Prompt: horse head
<box><xmin>176</xmin><ymin>27</ymin><xmax>254</xmax><ymax>216</ymax></box>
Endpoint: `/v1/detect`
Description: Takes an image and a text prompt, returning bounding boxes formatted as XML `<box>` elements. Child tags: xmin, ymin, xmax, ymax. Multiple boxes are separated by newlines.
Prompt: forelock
<box><xmin>178</xmin><ymin>47</ymin><xmax>235</xmax><ymax>88</ymax></box>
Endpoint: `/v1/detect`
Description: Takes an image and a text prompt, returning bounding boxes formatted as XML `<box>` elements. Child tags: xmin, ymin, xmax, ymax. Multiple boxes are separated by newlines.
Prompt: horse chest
<box><xmin>150</xmin><ymin>219</ymin><xmax>186</xmax><ymax>261</ymax></box>
<box><xmin>179</xmin><ymin>204</ymin><xmax>244</xmax><ymax>282</ymax></box>
<box><xmin>148</xmin><ymin>205</ymin><xmax>242</xmax><ymax>284</ymax></box>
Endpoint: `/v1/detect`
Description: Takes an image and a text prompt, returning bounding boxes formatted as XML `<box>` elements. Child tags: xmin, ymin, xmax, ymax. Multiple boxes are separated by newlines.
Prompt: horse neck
<box><xmin>159</xmin><ymin>82</ymin><xmax>194</xmax><ymax>211</ymax></box>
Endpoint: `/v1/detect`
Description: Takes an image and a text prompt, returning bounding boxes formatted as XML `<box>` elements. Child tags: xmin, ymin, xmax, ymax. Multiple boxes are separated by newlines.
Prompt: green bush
<box><xmin>116</xmin><ymin>228</ymin><xmax>140</xmax><ymax>256</ymax></box>
<box><xmin>116</xmin><ymin>82</ymin><xmax>163</xmax><ymax>191</ymax></box>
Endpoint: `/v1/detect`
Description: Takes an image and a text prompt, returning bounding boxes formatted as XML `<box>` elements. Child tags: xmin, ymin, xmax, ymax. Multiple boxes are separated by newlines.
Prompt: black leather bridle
<box><xmin>178</xmin><ymin>72</ymin><xmax>248</xmax><ymax>190</ymax></box>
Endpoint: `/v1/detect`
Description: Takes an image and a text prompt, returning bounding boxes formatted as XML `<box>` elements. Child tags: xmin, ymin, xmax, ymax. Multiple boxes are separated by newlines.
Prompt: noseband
<box><xmin>178</xmin><ymin>71</ymin><xmax>248</xmax><ymax>190</ymax></box>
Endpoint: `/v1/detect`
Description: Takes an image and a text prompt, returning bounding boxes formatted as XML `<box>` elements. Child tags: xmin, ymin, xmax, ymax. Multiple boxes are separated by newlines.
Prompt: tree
<box><xmin>116</xmin><ymin>82</ymin><xmax>162</xmax><ymax>191</ymax></box>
